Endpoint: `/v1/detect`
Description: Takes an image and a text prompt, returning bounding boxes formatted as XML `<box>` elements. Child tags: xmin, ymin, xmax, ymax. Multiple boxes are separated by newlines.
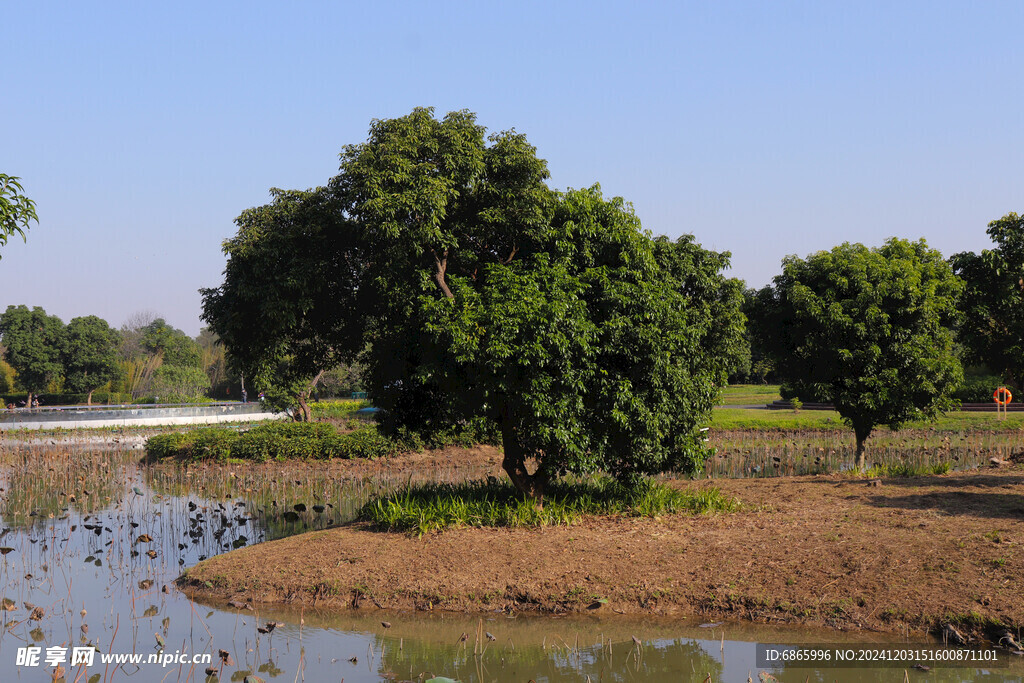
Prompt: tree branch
<box><xmin>499</xmin><ymin>245</ymin><xmax>519</xmax><ymax>265</ymax></box>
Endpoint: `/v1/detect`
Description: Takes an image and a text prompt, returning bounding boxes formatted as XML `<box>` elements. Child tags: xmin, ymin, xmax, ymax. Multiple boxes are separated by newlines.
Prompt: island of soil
<box><xmin>177</xmin><ymin>447</ymin><xmax>1024</xmax><ymax>642</ymax></box>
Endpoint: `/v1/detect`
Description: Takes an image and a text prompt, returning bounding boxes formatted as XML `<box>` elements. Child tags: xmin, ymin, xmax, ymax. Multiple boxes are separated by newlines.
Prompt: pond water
<box><xmin>0</xmin><ymin>441</ymin><xmax>1019</xmax><ymax>682</ymax></box>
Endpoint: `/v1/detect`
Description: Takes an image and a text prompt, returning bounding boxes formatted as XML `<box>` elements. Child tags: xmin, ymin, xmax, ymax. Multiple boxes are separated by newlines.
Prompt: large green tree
<box><xmin>63</xmin><ymin>315</ymin><xmax>120</xmax><ymax>404</ymax></box>
<box><xmin>203</xmin><ymin>108</ymin><xmax>745</xmax><ymax>498</ymax></box>
<box><xmin>0</xmin><ymin>174</ymin><xmax>38</xmax><ymax>257</ymax></box>
<box><xmin>753</xmin><ymin>239</ymin><xmax>963</xmax><ymax>469</ymax></box>
<box><xmin>950</xmin><ymin>212</ymin><xmax>1024</xmax><ymax>389</ymax></box>
<box><xmin>0</xmin><ymin>305</ymin><xmax>66</xmax><ymax>407</ymax></box>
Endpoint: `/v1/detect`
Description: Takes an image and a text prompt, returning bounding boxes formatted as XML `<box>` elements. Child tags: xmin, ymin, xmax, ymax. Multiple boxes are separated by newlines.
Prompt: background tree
<box><xmin>734</xmin><ymin>288</ymin><xmax>776</xmax><ymax>384</ymax></box>
<box><xmin>63</xmin><ymin>315</ymin><xmax>120</xmax><ymax>404</ymax></box>
<box><xmin>118</xmin><ymin>310</ymin><xmax>160</xmax><ymax>360</ymax></box>
<box><xmin>204</xmin><ymin>108</ymin><xmax>745</xmax><ymax>498</ymax></box>
<box><xmin>201</xmin><ymin>187</ymin><xmax>363</xmax><ymax>420</ymax></box>
<box><xmin>111</xmin><ymin>312</ymin><xmax>211</xmax><ymax>401</ymax></box>
<box><xmin>136</xmin><ymin>319</ymin><xmax>208</xmax><ymax>402</ymax></box>
<box><xmin>139</xmin><ymin>318</ymin><xmax>202</xmax><ymax>368</ymax></box>
<box><xmin>315</xmin><ymin>362</ymin><xmax>364</xmax><ymax>398</ymax></box>
<box><xmin>0</xmin><ymin>174</ymin><xmax>38</xmax><ymax>257</ymax></box>
<box><xmin>950</xmin><ymin>212</ymin><xmax>1024</xmax><ymax>390</ymax></box>
<box><xmin>754</xmin><ymin>239</ymin><xmax>963</xmax><ymax>469</ymax></box>
<box><xmin>196</xmin><ymin>327</ymin><xmax>239</xmax><ymax>398</ymax></box>
<box><xmin>0</xmin><ymin>356</ymin><xmax>14</xmax><ymax>394</ymax></box>
<box><xmin>151</xmin><ymin>365</ymin><xmax>212</xmax><ymax>403</ymax></box>
<box><xmin>0</xmin><ymin>305</ymin><xmax>66</xmax><ymax>407</ymax></box>
<box><xmin>114</xmin><ymin>310</ymin><xmax>162</xmax><ymax>399</ymax></box>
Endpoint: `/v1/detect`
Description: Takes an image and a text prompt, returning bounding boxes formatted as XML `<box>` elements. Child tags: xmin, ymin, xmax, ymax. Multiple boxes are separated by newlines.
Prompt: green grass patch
<box><xmin>358</xmin><ymin>477</ymin><xmax>739</xmax><ymax>535</ymax></box>
<box><xmin>862</xmin><ymin>461</ymin><xmax>953</xmax><ymax>478</ymax></box>
<box><xmin>718</xmin><ymin>384</ymin><xmax>782</xmax><ymax>406</ymax></box>
<box><xmin>310</xmin><ymin>399</ymin><xmax>372</xmax><ymax>420</ymax></box>
<box><xmin>710</xmin><ymin>407</ymin><xmax>1024</xmax><ymax>432</ymax></box>
<box><xmin>710</xmin><ymin>408</ymin><xmax>845</xmax><ymax>429</ymax></box>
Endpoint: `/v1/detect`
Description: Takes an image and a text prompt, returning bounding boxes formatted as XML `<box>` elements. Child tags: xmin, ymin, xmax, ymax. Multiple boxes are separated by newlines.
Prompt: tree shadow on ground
<box><xmin>865</xmin><ymin>488</ymin><xmax>1024</xmax><ymax>520</ymax></box>
<box><xmin>875</xmin><ymin>472</ymin><xmax>1024</xmax><ymax>489</ymax></box>
<box><xmin>796</xmin><ymin>471</ymin><xmax>1024</xmax><ymax>490</ymax></box>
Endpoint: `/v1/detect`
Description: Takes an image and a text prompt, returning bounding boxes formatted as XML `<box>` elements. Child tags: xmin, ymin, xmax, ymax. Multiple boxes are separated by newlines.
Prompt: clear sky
<box><xmin>2</xmin><ymin>1</ymin><xmax>1021</xmax><ymax>336</ymax></box>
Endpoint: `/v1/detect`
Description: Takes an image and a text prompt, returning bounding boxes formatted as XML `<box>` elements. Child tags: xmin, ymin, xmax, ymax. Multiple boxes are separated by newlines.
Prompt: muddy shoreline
<box><xmin>178</xmin><ymin>465</ymin><xmax>1024</xmax><ymax>644</ymax></box>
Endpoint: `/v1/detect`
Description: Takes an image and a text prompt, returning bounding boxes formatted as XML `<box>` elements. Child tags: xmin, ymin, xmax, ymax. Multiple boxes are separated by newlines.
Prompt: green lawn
<box><xmin>710</xmin><ymin>406</ymin><xmax>1024</xmax><ymax>432</ymax></box>
<box><xmin>718</xmin><ymin>384</ymin><xmax>782</xmax><ymax>406</ymax></box>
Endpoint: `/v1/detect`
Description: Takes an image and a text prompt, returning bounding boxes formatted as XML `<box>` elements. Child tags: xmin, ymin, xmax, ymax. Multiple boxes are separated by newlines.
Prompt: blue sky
<box><xmin>2</xmin><ymin>1</ymin><xmax>1021</xmax><ymax>336</ymax></box>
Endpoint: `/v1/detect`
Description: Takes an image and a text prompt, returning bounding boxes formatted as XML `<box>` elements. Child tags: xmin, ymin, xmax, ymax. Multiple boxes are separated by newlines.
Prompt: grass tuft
<box><xmin>358</xmin><ymin>476</ymin><xmax>738</xmax><ymax>535</ymax></box>
<box><xmin>862</xmin><ymin>461</ymin><xmax>952</xmax><ymax>478</ymax></box>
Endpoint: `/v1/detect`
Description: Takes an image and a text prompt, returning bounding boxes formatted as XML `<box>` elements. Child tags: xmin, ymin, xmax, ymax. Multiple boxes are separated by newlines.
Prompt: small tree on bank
<box><xmin>753</xmin><ymin>239</ymin><xmax>962</xmax><ymax>469</ymax></box>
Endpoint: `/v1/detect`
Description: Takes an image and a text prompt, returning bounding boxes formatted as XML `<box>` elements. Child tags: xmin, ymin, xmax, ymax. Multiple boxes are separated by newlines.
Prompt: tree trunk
<box><xmin>499</xmin><ymin>410</ymin><xmax>547</xmax><ymax>504</ymax></box>
<box><xmin>854</xmin><ymin>424</ymin><xmax>873</xmax><ymax>471</ymax></box>
<box><xmin>26</xmin><ymin>391</ymin><xmax>33</xmax><ymax>411</ymax></box>
<box><xmin>432</xmin><ymin>249</ymin><xmax>454</xmax><ymax>300</ymax></box>
<box><xmin>296</xmin><ymin>392</ymin><xmax>311</xmax><ymax>422</ymax></box>
<box><xmin>87</xmin><ymin>389</ymin><xmax>94</xmax><ymax>406</ymax></box>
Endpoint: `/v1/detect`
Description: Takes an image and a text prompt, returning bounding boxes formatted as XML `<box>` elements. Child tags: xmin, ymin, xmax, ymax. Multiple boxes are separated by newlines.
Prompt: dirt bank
<box><xmin>178</xmin><ymin>466</ymin><xmax>1024</xmax><ymax>641</ymax></box>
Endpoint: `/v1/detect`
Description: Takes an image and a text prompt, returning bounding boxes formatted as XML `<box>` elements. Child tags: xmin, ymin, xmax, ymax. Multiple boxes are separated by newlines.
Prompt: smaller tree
<box><xmin>151</xmin><ymin>365</ymin><xmax>211</xmax><ymax>403</ymax></box>
<box><xmin>950</xmin><ymin>212</ymin><xmax>1024</xmax><ymax>389</ymax></box>
<box><xmin>64</xmin><ymin>316</ymin><xmax>121</xmax><ymax>404</ymax></box>
<box><xmin>140</xmin><ymin>319</ymin><xmax>202</xmax><ymax>368</ymax></box>
<box><xmin>0</xmin><ymin>174</ymin><xmax>38</xmax><ymax>257</ymax></box>
<box><xmin>201</xmin><ymin>188</ymin><xmax>360</xmax><ymax>420</ymax></box>
<box><xmin>755</xmin><ymin>239</ymin><xmax>963</xmax><ymax>469</ymax></box>
<box><xmin>0</xmin><ymin>305</ymin><xmax>66</xmax><ymax>407</ymax></box>
<box><xmin>259</xmin><ymin>363</ymin><xmax>325</xmax><ymax>422</ymax></box>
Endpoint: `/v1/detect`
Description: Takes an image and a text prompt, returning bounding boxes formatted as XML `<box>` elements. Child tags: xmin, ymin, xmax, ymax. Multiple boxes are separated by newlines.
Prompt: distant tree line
<box><xmin>0</xmin><ymin>306</ymin><xmax>364</xmax><ymax>407</ymax></box>
<box><xmin>0</xmin><ymin>308</ymin><xmax>205</xmax><ymax>405</ymax></box>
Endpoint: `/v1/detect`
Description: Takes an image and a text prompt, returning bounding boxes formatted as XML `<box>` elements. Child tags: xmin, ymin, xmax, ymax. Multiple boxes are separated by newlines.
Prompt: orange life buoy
<box><xmin>994</xmin><ymin>387</ymin><xmax>1013</xmax><ymax>405</ymax></box>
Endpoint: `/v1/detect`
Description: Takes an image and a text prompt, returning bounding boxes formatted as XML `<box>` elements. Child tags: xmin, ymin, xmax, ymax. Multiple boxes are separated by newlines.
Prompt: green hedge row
<box><xmin>781</xmin><ymin>376</ymin><xmax>1019</xmax><ymax>405</ymax></box>
<box><xmin>145</xmin><ymin>422</ymin><xmax>395</xmax><ymax>462</ymax></box>
<box><xmin>952</xmin><ymin>375</ymin><xmax>1019</xmax><ymax>403</ymax></box>
<box><xmin>1</xmin><ymin>392</ymin><xmax>132</xmax><ymax>406</ymax></box>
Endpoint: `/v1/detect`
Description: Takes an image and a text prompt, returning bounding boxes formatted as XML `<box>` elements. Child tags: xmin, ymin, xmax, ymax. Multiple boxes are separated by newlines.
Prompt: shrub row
<box><xmin>952</xmin><ymin>375</ymin><xmax>1018</xmax><ymax>403</ymax></box>
<box><xmin>387</xmin><ymin>417</ymin><xmax>501</xmax><ymax>451</ymax></box>
<box><xmin>145</xmin><ymin>422</ymin><xmax>395</xmax><ymax>462</ymax></box>
<box><xmin>1</xmin><ymin>391</ymin><xmax>132</xmax><ymax>406</ymax></box>
<box><xmin>781</xmin><ymin>375</ymin><xmax>1020</xmax><ymax>405</ymax></box>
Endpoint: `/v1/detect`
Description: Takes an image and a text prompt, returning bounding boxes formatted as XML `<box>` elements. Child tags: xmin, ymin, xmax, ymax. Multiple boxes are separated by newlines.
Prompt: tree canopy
<box><xmin>752</xmin><ymin>238</ymin><xmax>963</xmax><ymax>468</ymax></box>
<box><xmin>0</xmin><ymin>174</ymin><xmax>38</xmax><ymax>258</ymax></box>
<box><xmin>950</xmin><ymin>212</ymin><xmax>1024</xmax><ymax>389</ymax></box>
<box><xmin>203</xmin><ymin>107</ymin><xmax>745</xmax><ymax>498</ymax></box>
<box><xmin>0</xmin><ymin>305</ymin><xmax>66</xmax><ymax>405</ymax></box>
<box><xmin>63</xmin><ymin>315</ymin><xmax>120</xmax><ymax>403</ymax></box>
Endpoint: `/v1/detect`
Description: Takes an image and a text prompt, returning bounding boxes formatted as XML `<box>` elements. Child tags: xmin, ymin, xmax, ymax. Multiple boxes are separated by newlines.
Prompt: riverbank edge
<box><xmin>174</xmin><ymin>526</ymin><xmax>1015</xmax><ymax>644</ymax></box>
<box><xmin>176</xmin><ymin>470</ymin><xmax>1024</xmax><ymax>646</ymax></box>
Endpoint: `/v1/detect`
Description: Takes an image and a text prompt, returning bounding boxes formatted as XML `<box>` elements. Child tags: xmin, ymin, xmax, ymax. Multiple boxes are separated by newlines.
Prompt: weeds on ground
<box><xmin>861</xmin><ymin>462</ymin><xmax>952</xmax><ymax>478</ymax></box>
<box><xmin>358</xmin><ymin>476</ymin><xmax>739</xmax><ymax>535</ymax></box>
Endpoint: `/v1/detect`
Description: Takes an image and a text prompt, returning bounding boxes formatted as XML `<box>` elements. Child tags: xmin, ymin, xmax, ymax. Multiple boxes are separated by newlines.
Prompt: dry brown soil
<box><xmin>178</xmin><ymin>453</ymin><xmax>1024</xmax><ymax>640</ymax></box>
